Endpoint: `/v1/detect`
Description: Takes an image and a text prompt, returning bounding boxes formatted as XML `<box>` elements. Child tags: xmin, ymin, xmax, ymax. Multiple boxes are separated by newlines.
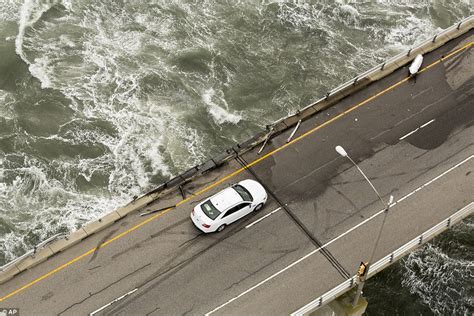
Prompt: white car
<box><xmin>190</xmin><ymin>179</ymin><xmax>267</xmax><ymax>233</ymax></box>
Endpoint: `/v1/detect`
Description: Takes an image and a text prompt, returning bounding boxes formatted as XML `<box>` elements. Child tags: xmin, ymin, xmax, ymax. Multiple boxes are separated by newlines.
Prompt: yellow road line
<box><xmin>1</xmin><ymin>40</ymin><xmax>472</xmax><ymax>303</ymax></box>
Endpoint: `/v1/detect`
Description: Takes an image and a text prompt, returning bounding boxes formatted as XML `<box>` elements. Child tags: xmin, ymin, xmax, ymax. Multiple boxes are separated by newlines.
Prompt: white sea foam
<box><xmin>28</xmin><ymin>56</ymin><xmax>52</xmax><ymax>88</ymax></box>
<box><xmin>15</xmin><ymin>2</ymin><xmax>187</xmax><ymax>200</ymax></box>
<box><xmin>385</xmin><ymin>15</ymin><xmax>439</xmax><ymax>47</ymax></box>
<box><xmin>335</xmin><ymin>4</ymin><xmax>360</xmax><ymax>26</ymax></box>
<box><xmin>275</xmin><ymin>2</ymin><xmax>320</xmax><ymax>31</ymax></box>
<box><xmin>0</xmin><ymin>0</ymin><xmax>21</xmax><ymax>22</ymax></box>
<box><xmin>0</xmin><ymin>90</ymin><xmax>16</xmax><ymax>120</ymax></box>
<box><xmin>202</xmin><ymin>88</ymin><xmax>241</xmax><ymax>125</ymax></box>
<box><xmin>0</xmin><ymin>155</ymin><xmax>126</xmax><ymax>262</ymax></box>
<box><xmin>15</xmin><ymin>0</ymin><xmax>60</xmax><ymax>64</ymax></box>
<box><xmin>59</xmin><ymin>34</ymin><xmax>75</xmax><ymax>48</ymax></box>
<box><xmin>402</xmin><ymin>240</ymin><xmax>473</xmax><ymax>314</ymax></box>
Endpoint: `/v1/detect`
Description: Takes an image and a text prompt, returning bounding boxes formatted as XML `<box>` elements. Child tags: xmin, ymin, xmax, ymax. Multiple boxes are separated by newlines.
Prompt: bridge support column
<box><xmin>309</xmin><ymin>289</ymin><xmax>368</xmax><ymax>316</ymax></box>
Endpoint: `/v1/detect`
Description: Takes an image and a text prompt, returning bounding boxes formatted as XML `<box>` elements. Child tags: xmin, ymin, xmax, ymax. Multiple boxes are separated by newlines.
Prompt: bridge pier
<box><xmin>310</xmin><ymin>289</ymin><xmax>368</xmax><ymax>316</ymax></box>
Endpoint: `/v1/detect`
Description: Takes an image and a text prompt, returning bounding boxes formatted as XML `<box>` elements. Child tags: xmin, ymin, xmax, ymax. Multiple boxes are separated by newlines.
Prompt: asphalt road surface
<box><xmin>0</xmin><ymin>30</ymin><xmax>473</xmax><ymax>315</ymax></box>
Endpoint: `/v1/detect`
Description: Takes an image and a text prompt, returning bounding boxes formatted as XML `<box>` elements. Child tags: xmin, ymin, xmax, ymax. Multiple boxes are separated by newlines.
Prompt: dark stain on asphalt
<box><xmin>150</xmin><ymin>218</ymin><xmax>189</xmax><ymax>239</ymax></box>
<box><xmin>41</xmin><ymin>291</ymin><xmax>54</xmax><ymax>302</ymax></box>
<box><xmin>406</xmin><ymin>80</ymin><xmax>473</xmax><ymax>150</ymax></box>
<box><xmin>89</xmin><ymin>229</ymin><xmax>118</xmax><ymax>263</ymax></box>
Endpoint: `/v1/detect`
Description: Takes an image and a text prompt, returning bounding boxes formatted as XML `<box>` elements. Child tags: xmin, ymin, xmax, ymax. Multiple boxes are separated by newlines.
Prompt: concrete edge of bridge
<box><xmin>1</xmin><ymin>16</ymin><xmax>473</xmax><ymax>285</ymax></box>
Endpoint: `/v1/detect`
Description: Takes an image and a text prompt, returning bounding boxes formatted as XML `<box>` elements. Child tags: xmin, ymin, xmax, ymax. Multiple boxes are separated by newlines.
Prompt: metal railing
<box><xmin>270</xmin><ymin>15</ymin><xmax>473</xmax><ymax>128</ymax></box>
<box><xmin>292</xmin><ymin>202</ymin><xmax>474</xmax><ymax>315</ymax></box>
<box><xmin>0</xmin><ymin>233</ymin><xmax>66</xmax><ymax>272</ymax></box>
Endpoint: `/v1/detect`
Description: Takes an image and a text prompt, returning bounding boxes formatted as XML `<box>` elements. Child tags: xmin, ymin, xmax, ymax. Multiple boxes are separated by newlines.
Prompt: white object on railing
<box><xmin>409</xmin><ymin>54</ymin><xmax>424</xmax><ymax>74</ymax></box>
<box><xmin>292</xmin><ymin>201</ymin><xmax>474</xmax><ymax>315</ymax></box>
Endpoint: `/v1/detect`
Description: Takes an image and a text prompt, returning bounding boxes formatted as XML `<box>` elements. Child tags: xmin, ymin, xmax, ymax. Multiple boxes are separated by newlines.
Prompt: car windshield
<box><xmin>201</xmin><ymin>200</ymin><xmax>221</xmax><ymax>220</ymax></box>
<box><xmin>233</xmin><ymin>184</ymin><xmax>253</xmax><ymax>202</ymax></box>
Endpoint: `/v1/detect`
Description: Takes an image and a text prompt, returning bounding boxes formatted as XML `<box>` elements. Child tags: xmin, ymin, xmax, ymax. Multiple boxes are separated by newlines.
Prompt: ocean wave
<box><xmin>0</xmin><ymin>155</ymin><xmax>127</xmax><ymax>263</ymax></box>
<box><xmin>401</xmin><ymin>220</ymin><xmax>474</xmax><ymax>315</ymax></box>
<box><xmin>15</xmin><ymin>0</ymin><xmax>61</xmax><ymax>64</ymax></box>
<box><xmin>202</xmin><ymin>88</ymin><xmax>242</xmax><ymax>125</ymax></box>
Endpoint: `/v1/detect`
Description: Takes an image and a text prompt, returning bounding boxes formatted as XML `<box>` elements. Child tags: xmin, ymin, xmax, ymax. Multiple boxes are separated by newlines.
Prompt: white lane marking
<box><xmin>206</xmin><ymin>154</ymin><xmax>473</xmax><ymax>315</ymax></box>
<box><xmin>397</xmin><ymin>154</ymin><xmax>473</xmax><ymax>203</ymax></box>
<box><xmin>90</xmin><ymin>288</ymin><xmax>138</xmax><ymax>315</ymax></box>
<box><xmin>399</xmin><ymin>119</ymin><xmax>435</xmax><ymax>140</ymax></box>
<box><xmin>420</xmin><ymin>119</ymin><xmax>435</xmax><ymax>128</ymax></box>
<box><xmin>412</xmin><ymin>86</ymin><xmax>433</xmax><ymax>99</ymax></box>
<box><xmin>246</xmin><ymin>206</ymin><xmax>283</xmax><ymax>229</ymax></box>
<box><xmin>399</xmin><ymin>128</ymin><xmax>419</xmax><ymax>140</ymax></box>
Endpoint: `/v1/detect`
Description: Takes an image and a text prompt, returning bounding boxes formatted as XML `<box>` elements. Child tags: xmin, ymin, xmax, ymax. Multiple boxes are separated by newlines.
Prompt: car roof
<box><xmin>210</xmin><ymin>187</ymin><xmax>243</xmax><ymax>211</ymax></box>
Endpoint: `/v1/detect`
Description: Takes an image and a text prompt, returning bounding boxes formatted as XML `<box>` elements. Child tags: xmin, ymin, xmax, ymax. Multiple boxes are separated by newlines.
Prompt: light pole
<box><xmin>335</xmin><ymin>145</ymin><xmax>394</xmax><ymax>307</ymax></box>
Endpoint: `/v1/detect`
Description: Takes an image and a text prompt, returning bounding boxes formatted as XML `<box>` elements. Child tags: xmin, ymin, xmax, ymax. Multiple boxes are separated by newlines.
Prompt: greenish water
<box><xmin>364</xmin><ymin>215</ymin><xmax>474</xmax><ymax>315</ymax></box>
<box><xmin>0</xmin><ymin>1</ymin><xmax>472</xmax><ymax>314</ymax></box>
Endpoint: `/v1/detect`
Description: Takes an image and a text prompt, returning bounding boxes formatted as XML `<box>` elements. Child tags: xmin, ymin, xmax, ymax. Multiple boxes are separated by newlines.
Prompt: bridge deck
<box><xmin>0</xmin><ymin>29</ymin><xmax>473</xmax><ymax>315</ymax></box>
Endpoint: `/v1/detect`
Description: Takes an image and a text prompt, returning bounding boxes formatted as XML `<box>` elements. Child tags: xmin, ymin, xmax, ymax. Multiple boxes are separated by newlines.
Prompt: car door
<box><xmin>221</xmin><ymin>202</ymin><xmax>251</xmax><ymax>225</ymax></box>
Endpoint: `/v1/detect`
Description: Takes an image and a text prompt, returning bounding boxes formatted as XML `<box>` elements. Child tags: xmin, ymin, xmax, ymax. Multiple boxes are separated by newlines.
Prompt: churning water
<box><xmin>0</xmin><ymin>1</ymin><xmax>472</xmax><ymax>314</ymax></box>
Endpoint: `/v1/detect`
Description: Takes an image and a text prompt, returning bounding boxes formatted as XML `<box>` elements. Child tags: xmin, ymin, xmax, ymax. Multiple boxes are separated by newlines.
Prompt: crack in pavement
<box><xmin>182</xmin><ymin>303</ymin><xmax>195</xmax><ymax>316</ymax></box>
<box><xmin>224</xmin><ymin>248</ymin><xmax>299</xmax><ymax>292</ymax></box>
<box><xmin>56</xmin><ymin>262</ymin><xmax>151</xmax><ymax>316</ymax></box>
<box><xmin>145</xmin><ymin>306</ymin><xmax>160</xmax><ymax>316</ymax></box>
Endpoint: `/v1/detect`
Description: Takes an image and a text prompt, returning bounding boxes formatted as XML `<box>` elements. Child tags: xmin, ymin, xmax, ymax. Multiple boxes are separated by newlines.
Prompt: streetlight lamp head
<box><xmin>335</xmin><ymin>145</ymin><xmax>348</xmax><ymax>157</ymax></box>
<box><xmin>389</xmin><ymin>195</ymin><xmax>394</xmax><ymax>205</ymax></box>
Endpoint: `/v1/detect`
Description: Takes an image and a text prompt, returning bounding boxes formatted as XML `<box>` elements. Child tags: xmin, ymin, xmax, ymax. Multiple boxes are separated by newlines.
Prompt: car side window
<box><xmin>222</xmin><ymin>202</ymin><xmax>251</xmax><ymax>218</ymax></box>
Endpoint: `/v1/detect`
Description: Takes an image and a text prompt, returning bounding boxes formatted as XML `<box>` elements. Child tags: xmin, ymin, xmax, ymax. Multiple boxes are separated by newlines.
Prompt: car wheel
<box><xmin>254</xmin><ymin>203</ymin><xmax>264</xmax><ymax>211</ymax></box>
<box><xmin>217</xmin><ymin>224</ymin><xmax>226</xmax><ymax>232</ymax></box>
